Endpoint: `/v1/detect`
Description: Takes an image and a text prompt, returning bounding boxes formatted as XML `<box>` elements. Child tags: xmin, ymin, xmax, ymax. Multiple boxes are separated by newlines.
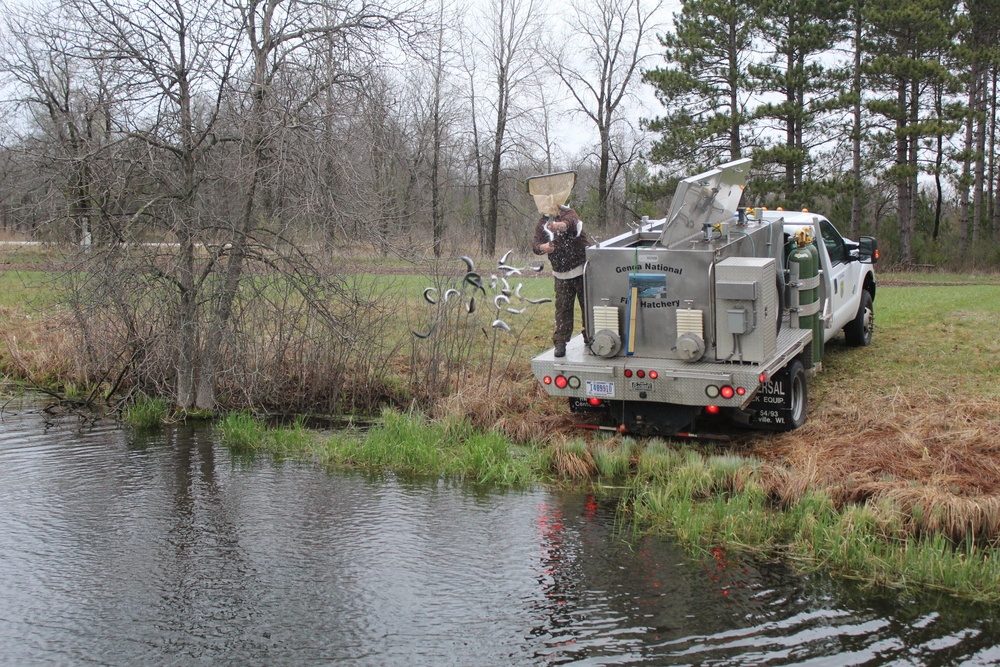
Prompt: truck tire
<box><xmin>742</xmin><ymin>358</ymin><xmax>807</xmax><ymax>431</ymax></box>
<box><xmin>781</xmin><ymin>359</ymin><xmax>808</xmax><ymax>431</ymax></box>
<box><xmin>844</xmin><ymin>290</ymin><xmax>873</xmax><ymax>347</ymax></box>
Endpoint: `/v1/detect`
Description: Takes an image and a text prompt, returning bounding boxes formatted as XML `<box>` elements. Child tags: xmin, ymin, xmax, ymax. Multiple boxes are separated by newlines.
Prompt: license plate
<box><xmin>586</xmin><ymin>380</ymin><xmax>615</xmax><ymax>398</ymax></box>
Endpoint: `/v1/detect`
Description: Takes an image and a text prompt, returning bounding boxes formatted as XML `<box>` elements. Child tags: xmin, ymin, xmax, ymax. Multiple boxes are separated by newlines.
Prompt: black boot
<box><xmin>554</xmin><ymin>343</ymin><xmax>566</xmax><ymax>358</ymax></box>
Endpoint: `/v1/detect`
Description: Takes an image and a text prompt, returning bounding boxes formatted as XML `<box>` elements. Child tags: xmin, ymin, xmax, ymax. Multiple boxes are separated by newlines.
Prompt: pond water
<box><xmin>2</xmin><ymin>396</ymin><xmax>1000</xmax><ymax>666</ymax></box>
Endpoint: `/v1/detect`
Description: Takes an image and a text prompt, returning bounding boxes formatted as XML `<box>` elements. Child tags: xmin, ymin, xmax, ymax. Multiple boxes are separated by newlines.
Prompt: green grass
<box><xmin>628</xmin><ymin>451</ymin><xmax>1000</xmax><ymax>602</ymax></box>
<box><xmin>225</xmin><ymin>408</ymin><xmax>548</xmax><ymax>486</ymax></box>
<box><xmin>122</xmin><ymin>395</ymin><xmax>172</xmax><ymax>429</ymax></box>
<box><xmin>217</xmin><ymin>411</ymin><xmax>267</xmax><ymax>450</ymax></box>
<box><xmin>327</xmin><ymin>409</ymin><xmax>546</xmax><ymax>485</ymax></box>
<box><xmin>217</xmin><ymin>412</ymin><xmax>315</xmax><ymax>456</ymax></box>
<box><xmin>815</xmin><ymin>283</ymin><xmax>1000</xmax><ymax>400</ymax></box>
<box><xmin>592</xmin><ymin>437</ymin><xmax>632</xmax><ymax>479</ymax></box>
<box><xmin>879</xmin><ymin>270</ymin><xmax>1000</xmax><ymax>285</ymax></box>
<box><xmin>0</xmin><ymin>270</ymin><xmax>61</xmax><ymax>309</ymax></box>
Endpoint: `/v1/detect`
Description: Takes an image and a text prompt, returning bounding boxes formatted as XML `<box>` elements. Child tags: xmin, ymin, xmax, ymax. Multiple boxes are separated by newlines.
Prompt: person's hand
<box><xmin>540</xmin><ymin>242</ymin><xmax>555</xmax><ymax>254</ymax></box>
<box><xmin>551</xmin><ymin>221</ymin><xmax>568</xmax><ymax>232</ymax></box>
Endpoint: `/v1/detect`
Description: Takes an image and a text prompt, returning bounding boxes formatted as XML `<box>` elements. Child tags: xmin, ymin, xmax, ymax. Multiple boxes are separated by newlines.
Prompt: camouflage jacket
<box><xmin>531</xmin><ymin>208</ymin><xmax>588</xmax><ymax>276</ymax></box>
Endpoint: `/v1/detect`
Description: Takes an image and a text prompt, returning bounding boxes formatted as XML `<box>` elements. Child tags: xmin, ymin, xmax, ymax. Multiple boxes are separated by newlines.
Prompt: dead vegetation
<box><xmin>751</xmin><ymin>389</ymin><xmax>1000</xmax><ymax>544</ymax></box>
<box><xmin>433</xmin><ymin>356</ymin><xmax>1000</xmax><ymax>546</ymax></box>
<box><xmin>435</xmin><ymin>369</ymin><xmax>569</xmax><ymax>445</ymax></box>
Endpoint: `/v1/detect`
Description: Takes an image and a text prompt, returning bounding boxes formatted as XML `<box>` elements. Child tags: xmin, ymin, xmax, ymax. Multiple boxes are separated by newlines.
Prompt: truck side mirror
<box><xmin>859</xmin><ymin>236</ymin><xmax>878</xmax><ymax>264</ymax></box>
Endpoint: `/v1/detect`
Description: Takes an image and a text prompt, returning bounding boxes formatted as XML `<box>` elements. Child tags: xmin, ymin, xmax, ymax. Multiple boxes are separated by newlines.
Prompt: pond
<box><xmin>1</xmin><ymin>396</ymin><xmax>999</xmax><ymax>665</ymax></box>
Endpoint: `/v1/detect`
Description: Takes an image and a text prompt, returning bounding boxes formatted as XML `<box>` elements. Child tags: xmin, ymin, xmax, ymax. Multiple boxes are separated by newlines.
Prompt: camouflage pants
<box><xmin>553</xmin><ymin>275</ymin><xmax>587</xmax><ymax>346</ymax></box>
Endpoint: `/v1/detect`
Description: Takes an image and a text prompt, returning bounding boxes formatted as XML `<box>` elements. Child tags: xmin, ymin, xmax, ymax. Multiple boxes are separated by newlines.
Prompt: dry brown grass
<box><xmin>0</xmin><ymin>308</ymin><xmax>82</xmax><ymax>386</ymax></box>
<box><xmin>434</xmin><ymin>363</ymin><xmax>608</xmax><ymax>481</ymax></box>
<box><xmin>549</xmin><ymin>438</ymin><xmax>598</xmax><ymax>479</ymax></box>
<box><xmin>434</xmin><ymin>365</ymin><xmax>577</xmax><ymax>445</ymax></box>
<box><xmin>751</xmin><ymin>388</ymin><xmax>1000</xmax><ymax>543</ymax></box>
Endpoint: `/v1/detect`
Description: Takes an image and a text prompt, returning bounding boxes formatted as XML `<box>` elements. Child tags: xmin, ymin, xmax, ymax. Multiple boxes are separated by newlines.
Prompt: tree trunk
<box><xmin>896</xmin><ymin>81</ymin><xmax>911</xmax><ymax>265</ymax></box>
<box><xmin>484</xmin><ymin>75</ymin><xmax>506</xmax><ymax>257</ymax></box>
<box><xmin>850</xmin><ymin>3</ymin><xmax>862</xmax><ymax>238</ymax></box>
<box><xmin>958</xmin><ymin>61</ymin><xmax>977</xmax><ymax>258</ymax></box>
<box><xmin>175</xmin><ymin>228</ymin><xmax>197</xmax><ymax>409</ymax></box>
<box><xmin>973</xmin><ymin>66</ymin><xmax>987</xmax><ymax>244</ymax></box>
<box><xmin>598</xmin><ymin>126</ymin><xmax>611</xmax><ymax>229</ymax></box>
<box><xmin>728</xmin><ymin>21</ymin><xmax>741</xmax><ymax>159</ymax></box>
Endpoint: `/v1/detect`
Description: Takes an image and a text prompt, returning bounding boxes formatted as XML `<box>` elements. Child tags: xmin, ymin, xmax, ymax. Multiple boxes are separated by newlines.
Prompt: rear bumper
<box><xmin>531</xmin><ymin>329</ymin><xmax>812</xmax><ymax>409</ymax></box>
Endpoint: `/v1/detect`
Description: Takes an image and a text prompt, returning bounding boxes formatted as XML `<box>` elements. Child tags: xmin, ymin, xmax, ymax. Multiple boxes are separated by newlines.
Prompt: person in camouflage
<box><xmin>532</xmin><ymin>206</ymin><xmax>589</xmax><ymax>357</ymax></box>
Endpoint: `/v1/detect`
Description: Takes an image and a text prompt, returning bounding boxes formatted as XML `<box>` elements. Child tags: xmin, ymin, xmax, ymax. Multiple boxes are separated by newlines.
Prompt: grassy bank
<box><xmin>216</xmin><ymin>402</ymin><xmax>1000</xmax><ymax>602</ymax></box>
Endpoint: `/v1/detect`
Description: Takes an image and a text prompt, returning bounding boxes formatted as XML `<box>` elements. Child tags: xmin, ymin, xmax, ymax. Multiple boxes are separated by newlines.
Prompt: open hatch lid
<box><xmin>657</xmin><ymin>158</ymin><xmax>751</xmax><ymax>246</ymax></box>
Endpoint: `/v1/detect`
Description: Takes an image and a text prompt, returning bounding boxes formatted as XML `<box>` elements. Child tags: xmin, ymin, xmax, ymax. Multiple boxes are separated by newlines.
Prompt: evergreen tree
<box><xmin>749</xmin><ymin>0</ymin><xmax>848</xmax><ymax>207</ymax></box>
<box><xmin>954</xmin><ymin>0</ymin><xmax>1000</xmax><ymax>256</ymax></box>
<box><xmin>864</xmin><ymin>0</ymin><xmax>959</xmax><ymax>264</ymax></box>
<box><xmin>642</xmin><ymin>0</ymin><xmax>761</xmax><ymax>173</ymax></box>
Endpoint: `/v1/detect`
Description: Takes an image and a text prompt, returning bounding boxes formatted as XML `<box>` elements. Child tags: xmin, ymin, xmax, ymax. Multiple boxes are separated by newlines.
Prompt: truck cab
<box><xmin>763</xmin><ymin>210</ymin><xmax>878</xmax><ymax>349</ymax></box>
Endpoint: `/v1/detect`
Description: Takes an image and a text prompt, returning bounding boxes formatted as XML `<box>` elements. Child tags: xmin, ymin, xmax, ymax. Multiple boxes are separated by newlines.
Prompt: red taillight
<box><xmin>720</xmin><ymin>385</ymin><xmax>735</xmax><ymax>399</ymax></box>
<box><xmin>588</xmin><ymin>398</ymin><xmax>602</xmax><ymax>406</ymax></box>
<box><xmin>759</xmin><ymin>372</ymin><xmax>768</xmax><ymax>384</ymax></box>
<box><xmin>705</xmin><ymin>405</ymin><xmax>720</xmax><ymax>415</ymax></box>
<box><xmin>555</xmin><ymin>375</ymin><xmax>568</xmax><ymax>389</ymax></box>
<box><xmin>649</xmin><ymin>370</ymin><xmax>658</xmax><ymax>379</ymax></box>
<box><xmin>543</xmin><ymin>376</ymin><xmax>552</xmax><ymax>385</ymax></box>
<box><xmin>636</xmin><ymin>370</ymin><xmax>645</xmax><ymax>378</ymax></box>
<box><xmin>624</xmin><ymin>369</ymin><xmax>633</xmax><ymax>378</ymax></box>
<box><xmin>736</xmin><ymin>387</ymin><xmax>746</xmax><ymax>396</ymax></box>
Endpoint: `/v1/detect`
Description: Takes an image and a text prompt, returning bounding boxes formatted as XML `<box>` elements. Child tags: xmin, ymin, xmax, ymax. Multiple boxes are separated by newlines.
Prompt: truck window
<box><xmin>820</xmin><ymin>219</ymin><xmax>847</xmax><ymax>265</ymax></box>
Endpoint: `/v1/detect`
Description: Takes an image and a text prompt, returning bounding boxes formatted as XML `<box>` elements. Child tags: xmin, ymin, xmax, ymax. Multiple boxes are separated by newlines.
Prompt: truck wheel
<box><xmin>844</xmin><ymin>290</ymin><xmax>873</xmax><ymax>347</ymax></box>
<box><xmin>781</xmin><ymin>359</ymin><xmax>808</xmax><ymax>431</ymax></box>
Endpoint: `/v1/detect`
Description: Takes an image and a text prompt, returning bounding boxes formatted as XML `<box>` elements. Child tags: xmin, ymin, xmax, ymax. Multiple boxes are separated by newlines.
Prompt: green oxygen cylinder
<box><xmin>789</xmin><ymin>228</ymin><xmax>822</xmax><ymax>366</ymax></box>
<box><xmin>805</xmin><ymin>240</ymin><xmax>824</xmax><ymax>365</ymax></box>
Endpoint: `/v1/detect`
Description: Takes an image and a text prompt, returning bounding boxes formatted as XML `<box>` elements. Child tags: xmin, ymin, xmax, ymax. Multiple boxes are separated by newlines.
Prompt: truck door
<box><xmin>819</xmin><ymin>219</ymin><xmax>855</xmax><ymax>332</ymax></box>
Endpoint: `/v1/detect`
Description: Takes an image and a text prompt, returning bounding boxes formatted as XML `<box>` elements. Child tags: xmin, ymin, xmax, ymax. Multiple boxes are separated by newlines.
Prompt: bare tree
<box><xmin>548</xmin><ymin>0</ymin><xmax>662</xmax><ymax>229</ymax></box>
<box><xmin>471</xmin><ymin>0</ymin><xmax>541</xmax><ymax>255</ymax></box>
<box><xmin>1</xmin><ymin>5</ymin><xmax>122</xmax><ymax>245</ymax></box>
<box><xmin>195</xmin><ymin>0</ymin><xmax>422</xmax><ymax>409</ymax></box>
<box><xmin>5</xmin><ymin>0</ymin><xmax>425</xmax><ymax>411</ymax></box>
<box><xmin>67</xmin><ymin>0</ymin><xmax>240</xmax><ymax>408</ymax></box>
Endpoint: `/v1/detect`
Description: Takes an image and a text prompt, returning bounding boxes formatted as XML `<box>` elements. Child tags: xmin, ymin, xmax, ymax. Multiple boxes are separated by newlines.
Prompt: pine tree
<box><xmin>863</xmin><ymin>0</ymin><xmax>959</xmax><ymax>265</ymax></box>
<box><xmin>642</xmin><ymin>0</ymin><xmax>761</xmax><ymax>173</ymax></box>
<box><xmin>749</xmin><ymin>0</ymin><xmax>849</xmax><ymax>207</ymax></box>
<box><xmin>955</xmin><ymin>0</ymin><xmax>1000</xmax><ymax>256</ymax></box>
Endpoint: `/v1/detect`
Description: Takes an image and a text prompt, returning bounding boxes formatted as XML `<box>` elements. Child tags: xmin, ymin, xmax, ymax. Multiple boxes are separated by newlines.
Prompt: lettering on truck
<box><xmin>614</xmin><ymin>263</ymin><xmax>684</xmax><ymax>274</ymax></box>
<box><xmin>756</xmin><ymin>378</ymin><xmax>787</xmax><ymax>405</ymax></box>
<box><xmin>617</xmin><ymin>298</ymin><xmax>681</xmax><ymax>308</ymax></box>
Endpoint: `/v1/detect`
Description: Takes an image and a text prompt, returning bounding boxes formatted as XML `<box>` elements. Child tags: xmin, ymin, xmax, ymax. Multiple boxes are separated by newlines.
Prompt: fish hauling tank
<box><xmin>530</xmin><ymin>159</ymin><xmax>817</xmax><ymax>435</ymax></box>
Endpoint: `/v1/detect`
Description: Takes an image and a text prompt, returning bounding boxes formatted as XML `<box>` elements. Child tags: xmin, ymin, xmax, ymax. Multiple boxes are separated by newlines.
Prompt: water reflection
<box><xmin>1</xmin><ymin>397</ymin><xmax>1000</xmax><ymax>665</ymax></box>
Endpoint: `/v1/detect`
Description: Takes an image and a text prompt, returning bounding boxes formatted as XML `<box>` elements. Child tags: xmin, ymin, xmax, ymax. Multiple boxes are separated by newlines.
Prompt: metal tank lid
<box><xmin>657</xmin><ymin>158</ymin><xmax>751</xmax><ymax>247</ymax></box>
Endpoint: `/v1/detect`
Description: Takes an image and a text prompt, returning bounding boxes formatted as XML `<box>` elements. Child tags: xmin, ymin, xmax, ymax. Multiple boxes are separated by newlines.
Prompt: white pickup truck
<box><xmin>529</xmin><ymin>160</ymin><xmax>878</xmax><ymax>435</ymax></box>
